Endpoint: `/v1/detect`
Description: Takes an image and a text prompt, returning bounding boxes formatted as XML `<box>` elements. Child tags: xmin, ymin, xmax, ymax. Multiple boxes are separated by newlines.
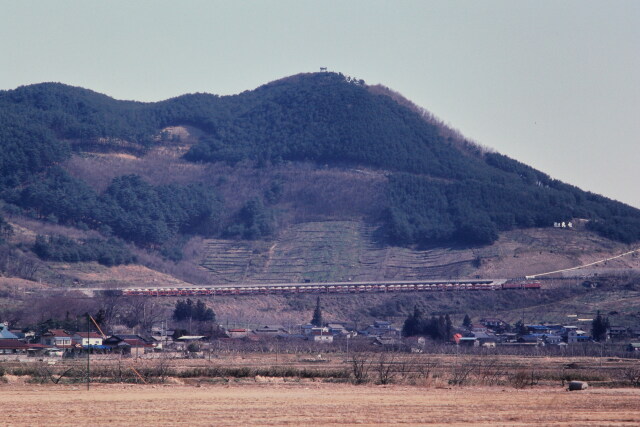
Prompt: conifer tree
<box><xmin>402</xmin><ymin>305</ymin><xmax>424</xmax><ymax>337</ymax></box>
<box><xmin>445</xmin><ymin>314</ymin><xmax>453</xmax><ymax>342</ymax></box>
<box><xmin>311</xmin><ymin>296</ymin><xmax>323</xmax><ymax>326</ymax></box>
<box><xmin>591</xmin><ymin>311</ymin><xmax>610</xmax><ymax>342</ymax></box>
<box><xmin>462</xmin><ymin>314</ymin><xmax>472</xmax><ymax>328</ymax></box>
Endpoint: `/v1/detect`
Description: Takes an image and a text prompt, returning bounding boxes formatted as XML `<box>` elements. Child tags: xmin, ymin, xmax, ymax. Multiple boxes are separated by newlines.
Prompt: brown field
<box><xmin>1</xmin><ymin>383</ymin><xmax>640</xmax><ymax>426</ymax></box>
<box><xmin>2</xmin><ymin>353</ymin><xmax>640</xmax><ymax>425</ymax></box>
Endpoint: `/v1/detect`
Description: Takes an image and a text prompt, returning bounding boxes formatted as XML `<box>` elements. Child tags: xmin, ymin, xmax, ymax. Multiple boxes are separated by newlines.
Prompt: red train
<box><xmin>119</xmin><ymin>280</ymin><xmax>541</xmax><ymax>297</ymax></box>
<box><xmin>501</xmin><ymin>282</ymin><xmax>542</xmax><ymax>290</ymax></box>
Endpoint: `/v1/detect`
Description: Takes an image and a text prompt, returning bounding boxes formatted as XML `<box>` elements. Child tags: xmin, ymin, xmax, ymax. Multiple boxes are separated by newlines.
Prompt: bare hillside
<box><xmin>198</xmin><ymin>220</ymin><xmax>640</xmax><ymax>284</ymax></box>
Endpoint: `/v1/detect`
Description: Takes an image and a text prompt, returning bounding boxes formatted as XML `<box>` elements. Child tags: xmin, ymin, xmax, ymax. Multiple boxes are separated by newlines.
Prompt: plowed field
<box><xmin>1</xmin><ymin>383</ymin><xmax>639</xmax><ymax>426</ymax></box>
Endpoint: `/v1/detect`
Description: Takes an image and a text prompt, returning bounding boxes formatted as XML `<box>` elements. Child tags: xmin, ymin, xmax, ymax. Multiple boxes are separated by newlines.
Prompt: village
<box><xmin>2</xmin><ymin>314</ymin><xmax>640</xmax><ymax>360</ymax></box>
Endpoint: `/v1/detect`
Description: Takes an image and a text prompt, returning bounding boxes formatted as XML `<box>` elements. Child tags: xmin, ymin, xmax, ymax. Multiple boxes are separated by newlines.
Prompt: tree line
<box><xmin>33</xmin><ymin>234</ymin><xmax>136</xmax><ymax>266</ymax></box>
<box><xmin>402</xmin><ymin>306</ymin><xmax>453</xmax><ymax>342</ymax></box>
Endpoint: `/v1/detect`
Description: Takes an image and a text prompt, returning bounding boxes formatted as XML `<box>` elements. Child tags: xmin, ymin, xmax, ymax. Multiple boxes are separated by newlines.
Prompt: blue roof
<box><xmin>82</xmin><ymin>344</ymin><xmax>110</xmax><ymax>349</ymax></box>
<box><xmin>0</xmin><ymin>328</ymin><xmax>19</xmax><ymax>340</ymax></box>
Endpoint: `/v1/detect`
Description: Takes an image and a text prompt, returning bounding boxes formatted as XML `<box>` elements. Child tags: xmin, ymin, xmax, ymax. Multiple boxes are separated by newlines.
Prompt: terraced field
<box><xmin>200</xmin><ymin>221</ymin><xmax>479</xmax><ymax>283</ymax></box>
<box><xmin>200</xmin><ymin>220</ymin><xmax>640</xmax><ymax>284</ymax></box>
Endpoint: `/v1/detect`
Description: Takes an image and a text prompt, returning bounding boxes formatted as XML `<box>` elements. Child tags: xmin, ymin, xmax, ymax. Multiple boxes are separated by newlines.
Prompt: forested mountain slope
<box><xmin>1</xmin><ymin>71</ymin><xmax>639</xmax><ymax>267</ymax></box>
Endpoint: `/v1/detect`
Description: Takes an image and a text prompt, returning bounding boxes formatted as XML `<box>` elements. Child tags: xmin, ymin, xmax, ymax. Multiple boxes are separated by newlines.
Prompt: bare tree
<box><xmin>351</xmin><ymin>353</ymin><xmax>371</xmax><ymax>384</ymax></box>
<box><xmin>374</xmin><ymin>353</ymin><xmax>396</xmax><ymax>385</ymax></box>
<box><xmin>623</xmin><ymin>367</ymin><xmax>640</xmax><ymax>388</ymax></box>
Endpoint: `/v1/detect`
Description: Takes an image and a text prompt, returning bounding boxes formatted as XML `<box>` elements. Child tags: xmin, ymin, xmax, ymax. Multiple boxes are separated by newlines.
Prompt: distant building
<box><xmin>226</xmin><ymin>328</ymin><xmax>249</xmax><ymax>339</ymax></box>
<box><xmin>627</xmin><ymin>343</ymin><xmax>640</xmax><ymax>352</ymax></box>
<box><xmin>254</xmin><ymin>325</ymin><xmax>288</xmax><ymax>337</ymax></box>
<box><xmin>480</xmin><ymin>318</ymin><xmax>507</xmax><ymax>330</ymax></box>
<box><xmin>40</xmin><ymin>330</ymin><xmax>74</xmax><ymax>349</ymax></box>
<box><xmin>0</xmin><ymin>323</ymin><xmax>18</xmax><ymax>340</ymax></box>
<box><xmin>0</xmin><ymin>339</ymin><xmax>50</xmax><ymax>356</ymax></box>
<box><xmin>103</xmin><ymin>334</ymin><xmax>153</xmax><ymax>355</ymax></box>
<box><xmin>607</xmin><ymin>326</ymin><xmax>628</xmax><ymax>340</ymax></box>
<box><xmin>469</xmin><ymin>323</ymin><xmax>488</xmax><ymax>333</ymax></box>
<box><xmin>361</xmin><ymin>320</ymin><xmax>399</xmax><ymax>337</ymax></box>
<box><xmin>71</xmin><ymin>332</ymin><xmax>103</xmax><ymax>347</ymax></box>
<box><xmin>458</xmin><ymin>337</ymin><xmax>479</xmax><ymax>347</ymax></box>
<box><xmin>0</xmin><ymin>339</ymin><xmax>30</xmax><ymax>354</ymax></box>
<box><xmin>404</xmin><ymin>336</ymin><xmax>426</xmax><ymax>353</ymax></box>
<box><xmin>310</xmin><ymin>329</ymin><xmax>333</xmax><ymax>343</ymax></box>
<box><xmin>517</xmin><ymin>335</ymin><xmax>545</xmax><ymax>346</ymax></box>
<box><xmin>326</xmin><ymin>323</ymin><xmax>349</xmax><ymax>336</ymax></box>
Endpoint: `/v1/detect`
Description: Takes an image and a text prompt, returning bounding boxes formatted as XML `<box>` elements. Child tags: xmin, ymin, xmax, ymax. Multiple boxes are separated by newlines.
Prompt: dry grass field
<box><xmin>1</xmin><ymin>383</ymin><xmax>640</xmax><ymax>426</ymax></box>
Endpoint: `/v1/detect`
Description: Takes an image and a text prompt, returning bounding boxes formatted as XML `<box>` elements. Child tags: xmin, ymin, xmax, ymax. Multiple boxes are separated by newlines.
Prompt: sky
<box><xmin>1</xmin><ymin>1</ymin><xmax>639</xmax><ymax>207</ymax></box>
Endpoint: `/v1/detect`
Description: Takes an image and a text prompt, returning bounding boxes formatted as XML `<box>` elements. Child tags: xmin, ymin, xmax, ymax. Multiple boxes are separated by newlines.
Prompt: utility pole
<box><xmin>86</xmin><ymin>314</ymin><xmax>90</xmax><ymax>391</ymax></box>
<box><xmin>346</xmin><ymin>334</ymin><xmax>350</xmax><ymax>359</ymax></box>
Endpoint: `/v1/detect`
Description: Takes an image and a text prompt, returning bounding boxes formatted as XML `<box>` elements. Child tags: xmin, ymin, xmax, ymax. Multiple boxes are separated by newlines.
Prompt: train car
<box><xmin>119</xmin><ymin>278</ymin><xmax>529</xmax><ymax>298</ymax></box>
<box><xmin>501</xmin><ymin>282</ymin><xmax>542</xmax><ymax>290</ymax></box>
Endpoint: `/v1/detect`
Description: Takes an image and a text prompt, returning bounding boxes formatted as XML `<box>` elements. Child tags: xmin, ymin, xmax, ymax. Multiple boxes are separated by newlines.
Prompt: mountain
<box><xmin>1</xmin><ymin>72</ymin><xmax>639</xmax><ymax>255</ymax></box>
<box><xmin>3</xmin><ymin>72</ymin><xmax>640</xmax><ymax>327</ymax></box>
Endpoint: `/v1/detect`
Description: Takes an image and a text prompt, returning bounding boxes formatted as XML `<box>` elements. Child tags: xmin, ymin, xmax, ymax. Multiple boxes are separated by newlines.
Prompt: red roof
<box><xmin>122</xmin><ymin>339</ymin><xmax>153</xmax><ymax>347</ymax></box>
<box><xmin>73</xmin><ymin>332</ymin><xmax>103</xmax><ymax>339</ymax></box>
<box><xmin>0</xmin><ymin>339</ymin><xmax>29</xmax><ymax>349</ymax></box>
<box><xmin>44</xmin><ymin>329</ymin><xmax>72</xmax><ymax>338</ymax></box>
<box><xmin>27</xmin><ymin>343</ymin><xmax>51</xmax><ymax>349</ymax></box>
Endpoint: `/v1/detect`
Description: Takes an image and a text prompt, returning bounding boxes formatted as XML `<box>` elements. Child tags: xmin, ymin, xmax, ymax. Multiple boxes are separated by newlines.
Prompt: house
<box><xmin>40</xmin><ymin>330</ymin><xmax>74</xmax><ymax>349</ymax></box>
<box><xmin>404</xmin><ymin>336</ymin><xmax>426</xmax><ymax>353</ymax></box>
<box><xmin>310</xmin><ymin>330</ymin><xmax>333</xmax><ymax>343</ymax></box>
<box><xmin>361</xmin><ymin>320</ymin><xmax>399</xmax><ymax>337</ymax></box>
<box><xmin>103</xmin><ymin>334</ymin><xmax>153</xmax><ymax>355</ymax></box>
<box><xmin>0</xmin><ymin>339</ymin><xmax>50</xmax><ymax>356</ymax></box>
<box><xmin>480</xmin><ymin>318</ymin><xmax>507</xmax><ymax>330</ymax></box>
<box><xmin>561</xmin><ymin>326</ymin><xmax>580</xmax><ymax>343</ymax></box>
<box><xmin>575</xmin><ymin>335</ymin><xmax>592</xmax><ymax>343</ymax></box>
<box><xmin>0</xmin><ymin>339</ymin><xmax>30</xmax><ymax>354</ymax></box>
<box><xmin>607</xmin><ymin>326</ymin><xmax>628</xmax><ymax>340</ymax></box>
<box><xmin>500</xmin><ymin>333</ymin><xmax>518</xmax><ymax>343</ymax></box>
<box><xmin>517</xmin><ymin>335</ymin><xmax>545</xmax><ymax>346</ymax></box>
<box><xmin>627</xmin><ymin>343</ymin><xmax>640</xmax><ymax>352</ymax></box>
<box><xmin>458</xmin><ymin>337</ymin><xmax>479</xmax><ymax>347</ymax></box>
<box><xmin>175</xmin><ymin>335</ymin><xmax>208</xmax><ymax>350</ymax></box>
<box><xmin>467</xmin><ymin>331</ymin><xmax>498</xmax><ymax>347</ymax></box>
<box><xmin>326</xmin><ymin>323</ymin><xmax>349</xmax><ymax>336</ymax></box>
<box><xmin>149</xmin><ymin>327</ymin><xmax>174</xmax><ymax>347</ymax></box>
<box><xmin>0</xmin><ymin>323</ymin><xmax>19</xmax><ymax>340</ymax></box>
<box><xmin>543</xmin><ymin>335</ymin><xmax>563</xmax><ymax>345</ymax></box>
<box><xmin>469</xmin><ymin>323</ymin><xmax>488</xmax><ymax>333</ymax></box>
<box><xmin>71</xmin><ymin>332</ymin><xmax>104</xmax><ymax>348</ymax></box>
<box><xmin>309</xmin><ymin>326</ymin><xmax>329</xmax><ymax>335</ymax></box>
<box><xmin>226</xmin><ymin>328</ymin><xmax>249</xmax><ymax>339</ymax></box>
<box><xmin>374</xmin><ymin>336</ymin><xmax>402</xmax><ymax>348</ymax></box>
<box><xmin>149</xmin><ymin>334</ymin><xmax>174</xmax><ymax>349</ymax></box>
<box><xmin>9</xmin><ymin>330</ymin><xmax>31</xmax><ymax>340</ymax></box>
<box><xmin>253</xmin><ymin>325</ymin><xmax>288</xmax><ymax>337</ymax></box>
<box><xmin>527</xmin><ymin>325</ymin><xmax>554</xmax><ymax>335</ymax></box>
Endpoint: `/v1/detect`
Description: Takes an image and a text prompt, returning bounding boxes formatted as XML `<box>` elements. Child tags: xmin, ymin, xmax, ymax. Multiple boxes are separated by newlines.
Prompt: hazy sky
<box><xmin>2</xmin><ymin>1</ymin><xmax>639</xmax><ymax>207</ymax></box>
